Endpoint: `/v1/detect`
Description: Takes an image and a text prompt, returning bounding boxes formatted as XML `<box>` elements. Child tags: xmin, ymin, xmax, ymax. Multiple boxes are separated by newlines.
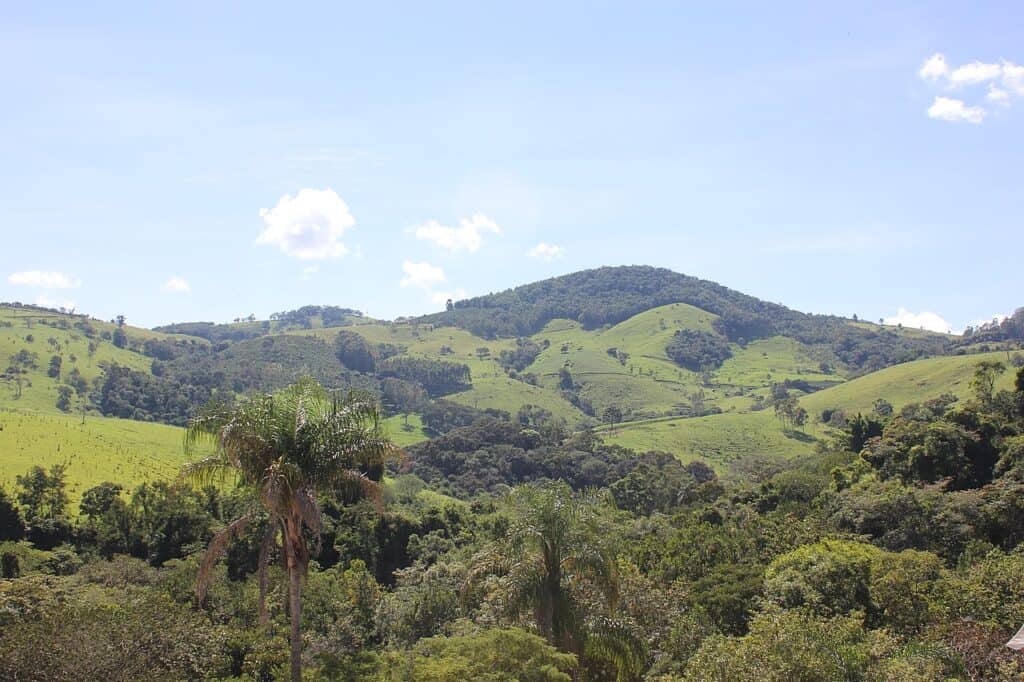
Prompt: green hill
<box><xmin>1</xmin><ymin>268</ymin><xmax>1019</xmax><ymax>494</ymax></box>
<box><xmin>801</xmin><ymin>349</ymin><xmax>1019</xmax><ymax>416</ymax></box>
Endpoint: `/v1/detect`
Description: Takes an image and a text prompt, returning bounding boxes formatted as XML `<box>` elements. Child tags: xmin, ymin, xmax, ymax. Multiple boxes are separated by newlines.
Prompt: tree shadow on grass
<box><xmin>783</xmin><ymin>429</ymin><xmax>816</xmax><ymax>443</ymax></box>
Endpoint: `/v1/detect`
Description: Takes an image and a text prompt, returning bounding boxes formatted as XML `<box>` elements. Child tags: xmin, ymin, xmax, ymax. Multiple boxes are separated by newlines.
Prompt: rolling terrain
<box><xmin>2</xmin><ymin>267</ymin><xmax>1019</xmax><ymax>497</ymax></box>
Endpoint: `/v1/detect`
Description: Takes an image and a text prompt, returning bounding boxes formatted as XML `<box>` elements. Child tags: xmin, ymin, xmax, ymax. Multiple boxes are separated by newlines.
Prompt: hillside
<box><xmin>1</xmin><ymin>269</ymin><xmax>1018</xmax><ymax>490</ymax></box>
<box><xmin>416</xmin><ymin>266</ymin><xmax>953</xmax><ymax>373</ymax></box>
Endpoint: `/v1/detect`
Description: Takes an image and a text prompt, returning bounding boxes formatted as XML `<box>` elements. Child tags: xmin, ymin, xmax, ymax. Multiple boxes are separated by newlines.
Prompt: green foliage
<box><xmin>682</xmin><ymin>611</ymin><xmax>894</xmax><ymax>681</ymax></box>
<box><xmin>0</xmin><ymin>487</ymin><xmax>25</xmax><ymax>541</ymax></box>
<box><xmin>376</xmin><ymin>628</ymin><xmax>576</xmax><ymax>682</ymax></box>
<box><xmin>378</xmin><ymin>356</ymin><xmax>472</xmax><ymax>396</ymax></box>
<box><xmin>764</xmin><ymin>539</ymin><xmax>880</xmax><ymax>617</ymax></box>
<box><xmin>335</xmin><ymin>329</ymin><xmax>378</xmax><ymax>372</ymax></box>
<box><xmin>665</xmin><ymin>328</ymin><xmax>732</xmax><ymax>371</ymax></box>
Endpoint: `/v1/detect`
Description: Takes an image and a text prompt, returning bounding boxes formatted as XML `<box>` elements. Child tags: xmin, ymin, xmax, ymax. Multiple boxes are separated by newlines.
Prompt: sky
<box><xmin>0</xmin><ymin>2</ymin><xmax>1021</xmax><ymax>333</ymax></box>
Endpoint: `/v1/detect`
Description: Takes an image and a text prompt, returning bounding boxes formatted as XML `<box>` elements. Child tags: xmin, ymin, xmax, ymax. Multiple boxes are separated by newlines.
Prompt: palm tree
<box><xmin>182</xmin><ymin>378</ymin><xmax>399</xmax><ymax>682</ymax></box>
<box><xmin>465</xmin><ymin>481</ymin><xmax>644</xmax><ymax>680</ymax></box>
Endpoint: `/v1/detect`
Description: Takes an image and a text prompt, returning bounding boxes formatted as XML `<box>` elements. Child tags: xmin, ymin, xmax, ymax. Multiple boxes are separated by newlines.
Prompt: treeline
<box><xmin>153</xmin><ymin>305</ymin><xmax>363</xmax><ymax>343</ymax></box>
<box><xmin>89</xmin><ymin>332</ymin><xmax>468</xmax><ymax>425</ymax></box>
<box><xmin>377</xmin><ymin>356</ymin><xmax>471</xmax><ymax>397</ymax></box>
<box><xmin>417</xmin><ymin>265</ymin><xmax>953</xmax><ymax>372</ymax></box>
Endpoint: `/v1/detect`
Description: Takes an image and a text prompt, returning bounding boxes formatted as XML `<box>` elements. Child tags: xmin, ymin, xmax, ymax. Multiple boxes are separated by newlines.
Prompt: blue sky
<box><xmin>1</xmin><ymin>2</ymin><xmax>1021</xmax><ymax>332</ymax></box>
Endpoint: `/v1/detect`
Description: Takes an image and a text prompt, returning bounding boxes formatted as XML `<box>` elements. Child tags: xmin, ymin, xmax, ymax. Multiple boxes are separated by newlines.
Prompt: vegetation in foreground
<box><xmin>1</xmin><ymin>365</ymin><xmax>1024</xmax><ymax>679</ymax></box>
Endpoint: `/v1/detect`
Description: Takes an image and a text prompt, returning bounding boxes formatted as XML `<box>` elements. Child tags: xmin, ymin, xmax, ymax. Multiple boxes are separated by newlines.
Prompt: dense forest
<box><xmin>2</xmin><ymin>362</ymin><xmax>1024</xmax><ymax>680</ymax></box>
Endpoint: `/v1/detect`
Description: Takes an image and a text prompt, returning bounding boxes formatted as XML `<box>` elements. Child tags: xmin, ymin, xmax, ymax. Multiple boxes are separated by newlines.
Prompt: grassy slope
<box><xmin>0</xmin><ymin>305</ymin><xmax>203</xmax><ymax>413</ymax></box>
<box><xmin>801</xmin><ymin>350</ymin><xmax>1018</xmax><ymax>415</ymax></box>
<box><xmin>598</xmin><ymin>410</ymin><xmax>819</xmax><ymax>471</ymax></box>
<box><xmin>0</xmin><ymin>306</ymin><xmax>207</xmax><ymax>502</ymax></box>
<box><xmin>0</xmin><ymin>409</ymin><xmax>192</xmax><ymax>508</ymax></box>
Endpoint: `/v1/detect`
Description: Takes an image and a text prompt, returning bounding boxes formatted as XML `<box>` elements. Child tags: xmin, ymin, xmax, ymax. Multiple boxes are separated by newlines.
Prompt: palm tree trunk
<box><xmin>284</xmin><ymin>521</ymin><xmax>303</xmax><ymax>682</ymax></box>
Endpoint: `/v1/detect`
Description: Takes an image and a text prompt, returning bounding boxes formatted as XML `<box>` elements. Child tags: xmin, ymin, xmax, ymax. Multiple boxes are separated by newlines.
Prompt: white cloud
<box><xmin>8</xmin><ymin>270</ymin><xmax>81</xmax><ymax>289</ymax></box>
<box><xmin>987</xmin><ymin>85</ymin><xmax>1011</xmax><ymax>105</ymax></box>
<box><xmin>430</xmin><ymin>288</ymin><xmax>468</xmax><ymax>306</ymax></box>
<box><xmin>918</xmin><ymin>53</ymin><xmax>1024</xmax><ymax>121</ymax></box>
<box><xmin>399</xmin><ymin>261</ymin><xmax>447</xmax><ymax>289</ymax></box>
<box><xmin>883</xmin><ymin>308</ymin><xmax>952</xmax><ymax>334</ymax></box>
<box><xmin>964</xmin><ymin>313</ymin><xmax>1009</xmax><ymax>331</ymax></box>
<box><xmin>927</xmin><ymin>96</ymin><xmax>986</xmax><ymax>123</ymax></box>
<box><xmin>301</xmin><ymin>265</ymin><xmax>319</xmax><ymax>280</ymax></box>
<box><xmin>408</xmin><ymin>213</ymin><xmax>501</xmax><ymax>253</ymax></box>
<box><xmin>160</xmin><ymin>276</ymin><xmax>191</xmax><ymax>293</ymax></box>
<box><xmin>1003</xmin><ymin>61</ymin><xmax>1024</xmax><ymax>95</ymax></box>
<box><xmin>34</xmin><ymin>295</ymin><xmax>75</xmax><ymax>311</ymax></box>
<box><xmin>257</xmin><ymin>188</ymin><xmax>355</xmax><ymax>260</ymax></box>
<box><xmin>919</xmin><ymin>53</ymin><xmax>949</xmax><ymax>81</ymax></box>
<box><xmin>949</xmin><ymin>60</ymin><xmax>1002</xmax><ymax>86</ymax></box>
<box><xmin>527</xmin><ymin>242</ymin><xmax>565</xmax><ymax>261</ymax></box>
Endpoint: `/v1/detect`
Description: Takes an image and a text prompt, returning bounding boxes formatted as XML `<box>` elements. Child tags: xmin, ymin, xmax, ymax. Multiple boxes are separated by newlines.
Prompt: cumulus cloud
<box><xmin>949</xmin><ymin>60</ymin><xmax>1002</xmax><ymax>86</ymax></box>
<box><xmin>918</xmin><ymin>53</ymin><xmax>1024</xmax><ymax>122</ymax></box>
<box><xmin>927</xmin><ymin>96</ymin><xmax>986</xmax><ymax>124</ymax></box>
<box><xmin>964</xmin><ymin>313</ymin><xmax>1009</xmax><ymax>331</ymax></box>
<box><xmin>527</xmin><ymin>242</ymin><xmax>565</xmax><ymax>261</ymax></box>
<box><xmin>161</xmin><ymin>276</ymin><xmax>191</xmax><ymax>293</ymax></box>
<box><xmin>919</xmin><ymin>53</ymin><xmax>949</xmax><ymax>81</ymax></box>
<box><xmin>883</xmin><ymin>308</ymin><xmax>952</xmax><ymax>334</ymax></box>
<box><xmin>399</xmin><ymin>261</ymin><xmax>447</xmax><ymax>289</ymax></box>
<box><xmin>301</xmin><ymin>266</ymin><xmax>319</xmax><ymax>280</ymax></box>
<box><xmin>409</xmin><ymin>213</ymin><xmax>501</xmax><ymax>253</ymax></box>
<box><xmin>34</xmin><ymin>294</ymin><xmax>75</xmax><ymax>311</ymax></box>
<box><xmin>987</xmin><ymin>85</ymin><xmax>1011</xmax><ymax>105</ymax></box>
<box><xmin>8</xmin><ymin>270</ymin><xmax>80</xmax><ymax>289</ymax></box>
<box><xmin>257</xmin><ymin>188</ymin><xmax>355</xmax><ymax>260</ymax></box>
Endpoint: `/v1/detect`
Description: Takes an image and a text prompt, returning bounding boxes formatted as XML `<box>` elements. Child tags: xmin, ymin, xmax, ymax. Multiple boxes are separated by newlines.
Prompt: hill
<box><xmin>1</xmin><ymin>269</ymin><xmax>1019</xmax><ymax>491</ymax></box>
<box><xmin>417</xmin><ymin>266</ymin><xmax>953</xmax><ymax>373</ymax></box>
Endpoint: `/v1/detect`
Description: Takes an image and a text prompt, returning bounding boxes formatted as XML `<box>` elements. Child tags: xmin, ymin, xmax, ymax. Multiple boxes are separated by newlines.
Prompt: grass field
<box><xmin>0</xmin><ymin>409</ymin><xmax>194</xmax><ymax>509</ymax></box>
<box><xmin>801</xmin><ymin>350</ymin><xmax>1018</xmax><ymax>416</ymax></box>
<box><xmin>599</xmin><ymin>409</ymin><xmax>820</xmax><ymax>471</ymax></box>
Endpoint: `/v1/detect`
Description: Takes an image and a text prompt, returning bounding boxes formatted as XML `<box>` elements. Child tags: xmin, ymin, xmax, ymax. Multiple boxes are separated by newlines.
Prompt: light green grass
<box><xmin>382</xmin><ymin>413</ymin><xmax>430</xmax><ymax>447</ymax></box>
<box><xmin>0</xmin><ymin>409</ymin><xmax>193</xmax><ymax>509</ymax></box>
<box><xmin>0</xmin><ymin>305</ymin><xmax>200</xmax><ymax>414</ymax></box>
<box><xmin>599</xmin><ymin>410</ymin><xmax>819</xmax><ymax>470</ymax></box>
<box><xmin>801</xmin><ymin>350</ymin><xmax>1017</xmax><ymax>416</ymax></box>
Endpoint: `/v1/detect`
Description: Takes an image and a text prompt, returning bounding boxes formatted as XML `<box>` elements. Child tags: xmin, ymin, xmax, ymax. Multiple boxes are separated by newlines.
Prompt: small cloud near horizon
<box><xmin>883</xmin><ymin>307</ymin><xmax>952</xmax><ymax>334</ymax></box>
<box><xmin>528</xmin><ymin>242</ymin><xmax>565</xmax><ymax>261</ymax></box>
<box><xmin>408</xmin><ymin>213</ymin><xmax>501</xmax><ymax>253</ymax></box>
<box><xmin>161</xmin><ymin>276</ymin><xmax>191</xmax><ymax>293</ymax></box>
<box><xmin>8</xmin><ymin>270</ymin><xmax>81</xmax><ymax>289</ymax></box>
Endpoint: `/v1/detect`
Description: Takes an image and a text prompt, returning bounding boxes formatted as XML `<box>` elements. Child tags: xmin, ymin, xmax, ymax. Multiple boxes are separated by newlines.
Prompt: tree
<box><xmin>971</xmin><ymin>360</ymin><xmax>1006</xmax><ymax>406</ymax></box>
<box><xmin>16</xmin><ymin>464</ymin><xmax>69</xmax><ymax>521</ymax></box>
<box><xmin>47</xmin><ymin>354</ymin><xmax>61</xmax><ymax>379</ymax></box>
<box><xmin>601</xmin><ymin>405</ymin><xmax>623</xmax><ymax>432</ymax></box>
<box><xmin>182</xmin><ymin>378</ymin><xmax>400</xmax><ymax>682</ymax></box>
<box><xmin>465</xmin><ymin>482</ymin><xmax>643</xmax><ymax>679</ymax></box>
<box><xmin>872</xmin><ymin>398</ymin><xmax>893</xmax><ymax>418</ymax></box>
<box><xmin>0</xmin><ymin>487</ymin><xmax>25</xmax><ymax>541</ymax></box>
<box><xmin>55</xmin><ymin>385</ymin><xmax>72</xmax><ymax>412</ymax></box>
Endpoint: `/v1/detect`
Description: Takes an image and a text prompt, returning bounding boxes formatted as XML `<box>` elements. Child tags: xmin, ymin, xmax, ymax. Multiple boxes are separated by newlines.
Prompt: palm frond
<box><xmin>196</xmin><ymin>512</ymin><xmax>253</xmax><ymax>603</ymax></box>
<box><xmin>584</xmin><ymin>616</ymin><xmax>647</xmax><ymax>682</ymax></box>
